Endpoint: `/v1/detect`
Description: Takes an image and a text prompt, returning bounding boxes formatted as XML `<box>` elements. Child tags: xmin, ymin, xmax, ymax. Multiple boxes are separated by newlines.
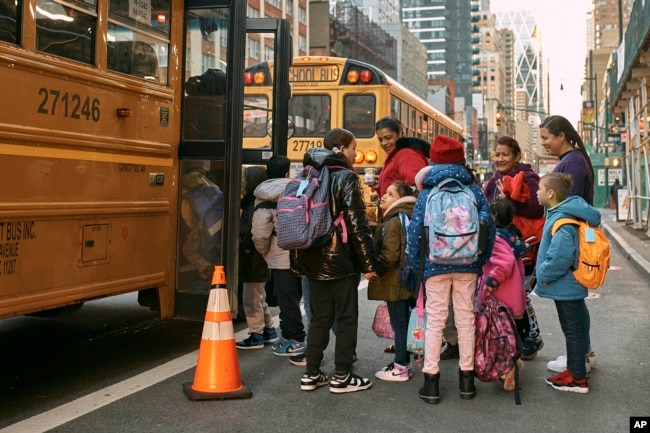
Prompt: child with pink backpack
<box><xmin>477</xmin><ymin>198</ymin><xmax>529</xmax><ymax>392</ymax></box>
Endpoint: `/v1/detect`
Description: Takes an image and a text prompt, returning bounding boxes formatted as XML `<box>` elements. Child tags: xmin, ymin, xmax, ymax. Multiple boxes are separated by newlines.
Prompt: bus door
<box><xmin>176</xmin><ymin>1</ymin><xmax>290</xmax><ymax>320</ymax></box>
<box><xmin>235</xmin><ymin>19</ymin><xmax>292</xmax><ymax>318</ymax></box>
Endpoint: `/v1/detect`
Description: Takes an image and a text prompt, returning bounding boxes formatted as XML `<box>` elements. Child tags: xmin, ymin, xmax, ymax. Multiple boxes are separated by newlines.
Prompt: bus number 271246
<box><xmin>291</xmin><ymin>140</ymin><xmax>323</xmax><ymax>152</ymax></box>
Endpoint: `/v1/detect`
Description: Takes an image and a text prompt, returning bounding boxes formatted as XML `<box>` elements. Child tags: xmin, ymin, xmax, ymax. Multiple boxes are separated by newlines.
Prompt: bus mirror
<box><xmin>266</xmin><ymin>117</ymin><xmax>295</xmax><ymax>139</ymax></box>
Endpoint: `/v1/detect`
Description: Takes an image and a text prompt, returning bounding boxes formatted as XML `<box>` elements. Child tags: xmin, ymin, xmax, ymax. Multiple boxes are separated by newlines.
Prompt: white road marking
<box><xmin>1</xmin><ymin>280</ymin><xmax>369</xmax><ymax>432</ymax></box>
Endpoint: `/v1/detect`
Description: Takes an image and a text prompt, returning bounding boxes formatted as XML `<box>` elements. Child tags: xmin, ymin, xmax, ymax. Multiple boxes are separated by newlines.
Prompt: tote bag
<box><xmin>406</xmin><ymin>284</ymin><xmax>426</xmax><ymax>356</ymax></box>
<box><xmin>372</xmin><ymin>302</ymin><xmax>395</xmax><ymax>339</ymax></box>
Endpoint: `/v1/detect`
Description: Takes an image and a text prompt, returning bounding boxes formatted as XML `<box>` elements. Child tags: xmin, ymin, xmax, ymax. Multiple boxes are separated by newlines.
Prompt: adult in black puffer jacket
<box><xmin>296</xmin><ymin>129</ymin><xmax>377</xmax><ymax>394</ymax></box>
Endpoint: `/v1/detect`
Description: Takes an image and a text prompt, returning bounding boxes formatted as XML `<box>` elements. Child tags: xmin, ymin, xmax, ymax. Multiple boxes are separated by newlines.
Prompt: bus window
<box><xmin>290</xmin><ymin>95</ymin><xmax>331</xmax><ymax>137</ymax></box>
<box><xmin>400</xmin><ymin>101</ymin><xmax>408</xmax><ymax>130</ymax></box>
<box><xmin>390</xmin><ymin>98</ymin><xmax>400</xmax><ymax>121</ymax></box>
<box><xmin>107</xmin><ymin>37</ymin><xmax>160</xmax><ymax>82</ymax></box>
<box><xmin>244</xmin><ymin>95</ymin><xmax>269</xmax><ymax>138</ymax></box>
<box><xmin>0</xmin><ymin>0</ymin><xmax>19</xmax><ymax>44</ymax></box>
<box><xmin>182</xmin><ymin>8</ymin><xmax>229</xmax><ymax>141</ymax></box>
<box><xmin>36</xmin><ymin>0</ymin><xmax>96</xmax><ymax>65</ymax></box>
<box><xmin>343</xmin><ymin>94</ymin><xmax>375</xmax><ymax>138</ymax></box>
<box><xmin>107</xmin><ymin>0</ymin><xmax>170</xmax><ymax>83</ymax></box>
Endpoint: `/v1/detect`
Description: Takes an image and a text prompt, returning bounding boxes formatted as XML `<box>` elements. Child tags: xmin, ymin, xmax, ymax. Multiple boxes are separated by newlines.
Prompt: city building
<box><xmin>401</xmin><ymin>0</ymin><xmax>473</xmax><ymax>135</ymax></box>
<box><xmin>246</xmin><ymin>0</ymin><xmax>310</xmax><ymax>61</ymax></box>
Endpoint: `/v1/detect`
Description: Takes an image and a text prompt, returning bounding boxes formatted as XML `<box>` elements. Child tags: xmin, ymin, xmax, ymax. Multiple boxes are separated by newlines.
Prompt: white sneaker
<box><xmin>374</xmin><ymin>362</ymin><xmax>411</xmax><ymax>382</ymax></box>
<box><xmin>586</xmin><ymin>351</ymin><xmax>597</xmax><ymax>369</ymax></box>
<box><xmin>547</xmin><ymin>354</ymin><xmax>593</xmax><ymax>373</ymax></box>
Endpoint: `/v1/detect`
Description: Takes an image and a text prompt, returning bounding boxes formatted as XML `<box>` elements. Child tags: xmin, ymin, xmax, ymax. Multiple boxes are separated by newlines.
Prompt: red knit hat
<box><xmin>430</xmin><ymin>134</ymin><xmax>465</xmax><ymax>164</ymax></box>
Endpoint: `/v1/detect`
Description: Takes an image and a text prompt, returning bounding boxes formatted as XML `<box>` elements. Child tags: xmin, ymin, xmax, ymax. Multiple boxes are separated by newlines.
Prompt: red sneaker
<box><xmin>545</xmin><ymin>368</ymin><xmax>572</xmax><ymax>385</ymax></box>
<box><xmin>548</xmin><ymin>370</ymin><xmax>589</xmax><ymax>394</ymax></box>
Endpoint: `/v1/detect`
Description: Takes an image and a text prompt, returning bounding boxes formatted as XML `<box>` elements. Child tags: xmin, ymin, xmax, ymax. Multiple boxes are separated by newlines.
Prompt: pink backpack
<box><xmin>474</xmin><ymin>292</ymin><xmax>523</xmax><ymax>404</ymax></box>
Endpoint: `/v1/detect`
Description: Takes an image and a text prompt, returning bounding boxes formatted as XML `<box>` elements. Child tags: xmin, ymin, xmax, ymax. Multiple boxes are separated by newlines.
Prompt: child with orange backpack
<box><xmin>535</xmin><ymin>172</ymin><xmax>603</xmax><ymax>394</ymax></box>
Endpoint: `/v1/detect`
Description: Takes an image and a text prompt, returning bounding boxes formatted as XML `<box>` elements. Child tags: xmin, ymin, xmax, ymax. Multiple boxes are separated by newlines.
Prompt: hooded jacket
<box><xmin>480</xmin><ymin>228</ymin><xmax>529</xmax><ymax>318</ymax></box>
<box><xmin>377</xmin><ymin>137</ymin><xmax>430</xmax><ymax>196</ymax></box>
<box><xmin>294</xmin><ymin>148</ymin><xmax>375</xmax><ymax>280</ymax></box>
<box><xmin>367</xmin><ymin>196</ymin><xmax>416</xmax><ymax>302</ymax></box>
<box><xmin>252</xmin><ymin>177</ymin><xmax>291</xmax><ymax>269</ymax></box>
<box><xmin>239</xmin><ymin>166</ymin><xmax>270</xmax><ymax>282</ymax></box>
<box><xmin>407</xmin><ymin>164</ymin><xmax>495</xmax><ymax>279</ymax></box>
<box><xmin>535</xmin><ymin>195</ymin><xmax>602</xmax><ymax>300</ymax></box>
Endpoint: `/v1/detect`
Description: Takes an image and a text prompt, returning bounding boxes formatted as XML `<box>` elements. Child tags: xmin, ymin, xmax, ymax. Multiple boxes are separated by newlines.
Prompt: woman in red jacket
<box><xmin>374</xmin><ymin>117</ymin><xmax>429</xmax><ymax>197</ymax></box>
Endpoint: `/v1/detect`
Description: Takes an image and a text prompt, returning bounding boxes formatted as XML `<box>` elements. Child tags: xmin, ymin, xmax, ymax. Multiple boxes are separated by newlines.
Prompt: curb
<box><xmin>602</xmin><ymin>222</ymin><xmax>650</xmax><ymax>282</ymax></box>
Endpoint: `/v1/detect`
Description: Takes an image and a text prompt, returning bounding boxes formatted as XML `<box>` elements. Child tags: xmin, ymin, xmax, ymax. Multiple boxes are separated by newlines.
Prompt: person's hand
<box><xmin>495</xmin><ymin>179</ymin><xmax>506</xmax><ymax>199</ymax></box>
<box><xmin>364</xmin><ymin>271</ymin><xmax>378</xmax><ymax>281</ymax></box>
<box><xmin>485</xmin><ymin>285</ymin><xmax>496</xmax><ymax>293</ymax></box>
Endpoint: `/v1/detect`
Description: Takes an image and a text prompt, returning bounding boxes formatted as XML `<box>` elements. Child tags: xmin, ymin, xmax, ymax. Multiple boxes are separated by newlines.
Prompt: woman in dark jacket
<box><xmin>297</xmin><ymin>128</ymin><xmax>377</xmax><ymax>394</ymax></box>
<box><xmin>483</xmin><ymin>136</ymin><xmax>545</xmax><ymax>361</ymax></box>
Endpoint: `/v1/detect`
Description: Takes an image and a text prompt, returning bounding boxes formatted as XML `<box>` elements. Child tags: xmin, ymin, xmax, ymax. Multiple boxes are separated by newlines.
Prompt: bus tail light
<box><xmin>254</xmin><ymin>71</ymin><xmax>266</xmax><ymax>84</ymax></box>
<box><xmin>354</xmin><ymin>150</ymin><xmax>364</xmax><ymax>164</ymax></box>
<box><xmin>359</xmin><ymin>70</ymin><xmax>373</xmax><ymax>84</ymax></box>
<box><xmin>244</xmin><ymin>72</ymin><xmax>253</xmax><ymax>85</ymax></box>
<box><xmin>346</xmin><ymin>70</ymin><xmax>359</xmax><ymax>84</ymax></box>
<box><xmin>364</xmin><ymin>150</ymin><xmax>378</xmax><ymax>164</ymax></box>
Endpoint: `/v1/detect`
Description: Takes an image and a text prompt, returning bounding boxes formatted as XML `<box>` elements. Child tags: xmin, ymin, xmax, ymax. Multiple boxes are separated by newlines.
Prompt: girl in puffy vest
<box><xmin>368</xmin><ymin>181</ymin><xmax>416</xmax><ymax>382</ymax></box>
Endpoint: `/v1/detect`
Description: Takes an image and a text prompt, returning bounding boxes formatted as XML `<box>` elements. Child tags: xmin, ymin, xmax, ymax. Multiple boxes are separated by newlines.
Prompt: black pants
<box><xmin>272</xmin><ymin>269</ymin><xmax>306</xmax><ymax>342</ymax></box>
<box><xmin>305</xmin><ymin>274</ymin><xmax>359</xmax><ymax>374</ymax></box>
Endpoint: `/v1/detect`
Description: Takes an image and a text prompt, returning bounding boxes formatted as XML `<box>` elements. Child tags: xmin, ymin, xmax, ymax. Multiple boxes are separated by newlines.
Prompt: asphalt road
<box><xmin>1</xmin><ymin>243</ymin><xmax>649</xmax><ymax>433</ymax></box>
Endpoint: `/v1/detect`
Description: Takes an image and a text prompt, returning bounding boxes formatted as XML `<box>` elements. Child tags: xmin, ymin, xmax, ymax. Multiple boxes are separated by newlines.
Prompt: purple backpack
<box><xmin>276</xmin><ymin>165</ymin><xmax>346</xmax><ymax>250</ymax></box>
<box><xmin>474</xmin><ymin>292</ymin><xmax>523</xmax><ymax>404</ymax></box>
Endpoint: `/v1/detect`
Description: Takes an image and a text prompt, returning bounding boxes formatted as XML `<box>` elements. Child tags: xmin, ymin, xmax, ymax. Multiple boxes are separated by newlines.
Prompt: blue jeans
<box><xmin>387</xmin><ymin>300</ymin><xmax>411</xmax><ymax>366</ymax></box>
<box><xmin>554</xmin><ymin>299</ymin><xmax>590</xmax><ymax>379</ymax></box>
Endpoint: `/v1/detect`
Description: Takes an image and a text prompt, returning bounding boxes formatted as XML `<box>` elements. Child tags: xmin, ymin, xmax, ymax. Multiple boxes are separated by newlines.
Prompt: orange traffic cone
<box><xmin>183</xmin><ymin>265</ymin><xmax>252</xmax><ymax>400</ymax></box>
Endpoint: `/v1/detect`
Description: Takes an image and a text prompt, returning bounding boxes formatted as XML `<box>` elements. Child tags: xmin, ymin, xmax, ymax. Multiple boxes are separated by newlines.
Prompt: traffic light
<box><xmin>496</xmin><ymin>112</ymin><xmax>502</xmax><ymax>126</ymax></box>
<box><xmin>614</xmin><ymin>113</ymin><xmax>625</xmax><ymax>125</ymax></box>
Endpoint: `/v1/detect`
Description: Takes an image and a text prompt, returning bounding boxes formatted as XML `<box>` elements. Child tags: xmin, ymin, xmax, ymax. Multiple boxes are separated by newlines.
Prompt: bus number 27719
<box><xmin>291</xmin><ymin>140</ymin><xmax>323</xmax><ymax>152</ymax></box>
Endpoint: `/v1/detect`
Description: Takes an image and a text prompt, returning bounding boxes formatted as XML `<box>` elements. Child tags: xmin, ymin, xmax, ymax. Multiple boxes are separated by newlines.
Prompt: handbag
<box><xmin>372</xmin><ymin>302</ymin><xmax>395</xmax><ymax>339</ymax></box>
<box><xmin>406</xmin><ymin>225</ymin><xmax>427</xmax><ymax>355</ymax></box>
<box><xmin>406</xmin><ymin>284</ymin><xmax>426</xmax><ymax>356</ymax></box>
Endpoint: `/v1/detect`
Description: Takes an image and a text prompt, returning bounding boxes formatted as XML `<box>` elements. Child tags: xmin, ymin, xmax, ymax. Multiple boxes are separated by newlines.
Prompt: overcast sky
<box><xmin>490</xmin><ymin>0</ymin><xmax>593</xmax><ymax>126</ymax></box>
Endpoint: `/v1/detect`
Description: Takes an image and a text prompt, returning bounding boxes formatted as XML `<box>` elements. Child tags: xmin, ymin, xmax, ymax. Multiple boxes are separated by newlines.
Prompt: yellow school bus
<box><xmin>0</xmin><ymin>0</ymin><xmax>292</xmax><ymax>321</ymax></box>
<box><xmin>243</xmin><ymin>56</ymin><xmax>464</xmax><ymax>223</ymax></box>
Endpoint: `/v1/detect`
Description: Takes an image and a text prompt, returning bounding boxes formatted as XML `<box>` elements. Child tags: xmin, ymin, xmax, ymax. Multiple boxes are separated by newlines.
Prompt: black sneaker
<box><xmin>300</xmin><ymin>370</ymin><xmax>329</xmax><ymax>391</ymax></box>
<box><xmin>289</xmin><ymin>354</ymin><xmax>306</xmax><ymax>366</ymax></box>
<box><xmin>329</xmin><ymin>372</ymin><xmax>372</xmax><ymax>394</ymax></box>
<box><xmin>521</xmin><ymin>337</ymin><xmax>544</xmax><ymax>360</ymax></box>
<box><xmin>440</xmin><ymin>343</ymin><xmax>459</xmax><ymax>360</ymax></box>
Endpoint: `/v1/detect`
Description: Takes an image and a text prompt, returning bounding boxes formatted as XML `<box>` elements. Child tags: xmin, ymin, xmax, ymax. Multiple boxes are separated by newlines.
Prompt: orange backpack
<box><xmin>551</xmin><ymin>218</ymin><xmax>610</xmax><ymax>290</ymax></box>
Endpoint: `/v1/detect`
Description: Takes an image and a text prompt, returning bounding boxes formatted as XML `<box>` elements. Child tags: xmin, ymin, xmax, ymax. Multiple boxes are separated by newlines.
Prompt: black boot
<box><xmin>459</xmin><ymin>369</ymin><xmax>476</xmax><ymax>400</ymax></box>
<box><xmin>419</xmin><ymin>373</ymin><xmax>440</xmax><ymax>404</ymax></box>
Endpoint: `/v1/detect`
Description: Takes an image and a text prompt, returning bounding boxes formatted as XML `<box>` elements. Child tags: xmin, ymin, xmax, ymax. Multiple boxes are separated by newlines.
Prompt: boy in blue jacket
<box><xmin>536</xmin><ymin>172</ymin><xmax>601</xmax><ymax>394</ymax></box>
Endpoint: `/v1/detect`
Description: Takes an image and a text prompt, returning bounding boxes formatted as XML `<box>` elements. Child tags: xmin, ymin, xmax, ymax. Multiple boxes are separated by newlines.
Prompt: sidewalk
<box><xmin>600</xmin><ymin>208</ymin><xmax>650</xmax><ymax>281</ymax></box>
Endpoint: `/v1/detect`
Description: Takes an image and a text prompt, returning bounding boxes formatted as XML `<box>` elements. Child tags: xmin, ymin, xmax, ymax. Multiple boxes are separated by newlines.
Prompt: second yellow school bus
<box><xmin>243</xmin><ymin>56</ymin><xmax>464</xmax><ymax>223</ymax></box>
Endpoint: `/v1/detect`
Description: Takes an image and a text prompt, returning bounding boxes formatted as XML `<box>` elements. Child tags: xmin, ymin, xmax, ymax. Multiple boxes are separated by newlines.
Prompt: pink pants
<box><xmin>422</xmin><ymin>273</ymin><xmax>477</xmax><ymax>375</ymax></box>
